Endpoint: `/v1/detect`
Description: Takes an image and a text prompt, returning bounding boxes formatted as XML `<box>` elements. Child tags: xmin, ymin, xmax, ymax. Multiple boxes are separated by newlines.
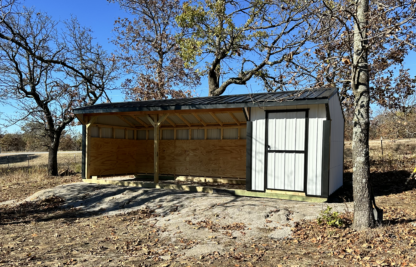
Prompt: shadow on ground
<box><xmin>0</xmin><ymin>154</ymin><xmax>39</xmax><ymax>165</ymax></box>
<box><xmin>0</xmin><ymin>184</ymin><xmax>232</xmax><ymax>225</ymax></box>
<box><xmin>329</xmin><ymin>170</ymin><xmax>413</xmax><ymax>202</ymax></box>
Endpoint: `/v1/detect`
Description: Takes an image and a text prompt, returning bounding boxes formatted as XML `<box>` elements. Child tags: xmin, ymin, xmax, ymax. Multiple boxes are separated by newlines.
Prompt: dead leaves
<box><xmin>184</xmin><ymin>219</ymin><xmax>246</xmax><ymax>238</ymax></box>
<box><xmin>0</xmin><ymin>196</ymin><xmax>66</xmax><ymax>224</ymax></box>
<box><xmin>292</xmin><ymin>206</ymin><xmax>416</xmax><ymax>266</ymax></box>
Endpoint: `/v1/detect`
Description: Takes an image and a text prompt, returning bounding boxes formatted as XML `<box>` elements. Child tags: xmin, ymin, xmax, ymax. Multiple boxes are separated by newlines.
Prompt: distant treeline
<box><xmin>0</xmin><ymin>123</ymin><xmax>81</xmax><ymax>152</ymax></box>
<box><xmin>345</xmin><ymin>107</ymin><xmax>416</xmax><ymax>141</ymax></box>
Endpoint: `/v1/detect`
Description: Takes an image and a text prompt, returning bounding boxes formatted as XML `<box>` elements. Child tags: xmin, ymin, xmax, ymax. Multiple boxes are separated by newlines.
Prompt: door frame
<box><xmin>264</xmin><ymin>109</ymin><xmax>309</xmax><ymax>193</ymax></box>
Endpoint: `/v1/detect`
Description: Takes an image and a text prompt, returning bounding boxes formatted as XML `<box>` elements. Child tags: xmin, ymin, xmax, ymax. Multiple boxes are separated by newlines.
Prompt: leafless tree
<box><xmin>110</xmin><ymin>0</ymin><xmax>200</xmax><ymax>100</ymax></box>
<box><xmin>0</xmin><ymin>7</ymin><xmax>118</xmax><ymax>175</ymax></box>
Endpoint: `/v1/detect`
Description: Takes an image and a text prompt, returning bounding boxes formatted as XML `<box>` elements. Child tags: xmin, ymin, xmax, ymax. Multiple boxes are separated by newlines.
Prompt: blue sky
<box><xmin>0</xmin><ymin>0</ymin><xmax>255</xmax><ymax>133</ymax></box>
<box><xmin>0</xmin><ymin>0</ymin><xmax>415</xmax><ymax>134</ymax></box>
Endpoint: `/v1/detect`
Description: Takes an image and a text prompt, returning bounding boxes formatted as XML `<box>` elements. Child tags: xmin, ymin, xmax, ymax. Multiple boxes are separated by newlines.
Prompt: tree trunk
<box><xmin>48</xmin><ymin>144</ymin><xmax>59</xmax><ymax>176</ymax></box>
<box><xmin>47</xmin><ymin>133</ymin><xmax>61</xmax><ymax>176</ymax></box>
<box><xmin>208</xmin><ymin>67</ymin><xmax>220</xmax><ymax>96</ymax></box>
<box><xmin>352</xmin><ymin>0</ymin><xmax>375</xmax><ymax>230</ymax></box>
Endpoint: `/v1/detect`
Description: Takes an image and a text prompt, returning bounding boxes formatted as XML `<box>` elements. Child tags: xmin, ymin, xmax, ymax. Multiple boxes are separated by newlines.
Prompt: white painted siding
<box><xmin>137</xmin><ymin>130</ymin><xmax>147</xmax><ymax>140</ymax></box>
<box><xmin>162</xmin><ymin>129</ymin><xmax>174</xmax><ymax>140</ymax></box>
<box><xmin>148</xmin><ymin>130</ymin><xmax>154</xmax><ymax>140</ymax></box>
<box><xmin>328</xmin><ymin>94</ymin><xmax>344</xmax><ymax>195</ymax></box>
<box><xmin>192</xmin><ymin>129</ymin><xmax>205</xmax><ymax>140</ymax></box>
<box><xmin>207</xmin><ymin>129</ymin><xmax>221</xmax><ymax>140</ymax></box>
<box><xmin>250</xmin><ymin>105</ymin><xmax>326</xmax><ymax>195</ymax></box>
<box><xmin>115</xmin><ymin>128</ymin><xmax>125</xmax><ymax>139</ymax></box>
<box><xmin>101</xmin><ymin>127</ymin><xmax>113</xmax><ymax>138</ymax></box>
<box><xmin>240</xmin><ymin>128</ymin><xmax>247</xmax><ymax>139</ymax></box>
<box><xmin>294</xmin><ymin>153</ymin><xmax>305</xmax><ymax>191</ymax></box>
<box><xmin>266</xmin><ymin>111</ymin><xmax>306</xmax><ymax>191</ymax></box>
<box><xmin>251</xmin><ymin>107</ymin><xmax>266</xmax><ymax>191</ymax></box>
<box><xmin>176</xmin><ymin>129</ymin><xmax>189</xmax><ymax>140</ymax></box>
<box><xmin>224</xmin><ymin>128</ymin><xmax>238</xmax><ymax>139</ymax></box>
<box><xmin>126</xmin><ymin>129</ymin><xmax>134</xmax><ymax>139</ymax></box>
<box><xmin>96</xmin><ymin>115</ymin><xmax>132</xmax><ymax>127</ymax></box>
<box><xmin>90</xmin><ymin>126</ymin><xmax>99</xmax><ymax>137</ymax></box>
<box><xmin>306</xmin><ymin>104</ymin><xmax>326</xmax><ymax>196</ymax></box>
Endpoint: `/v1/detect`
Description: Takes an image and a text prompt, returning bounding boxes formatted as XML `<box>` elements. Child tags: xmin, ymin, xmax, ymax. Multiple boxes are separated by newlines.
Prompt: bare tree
<box><xmin>110</xmin><ymin>0</ymin><xmax>200</xmax><ymax>100</ymax></box>
<box><xmin>286</xmin><ymin>0</ymin><xmax>416</xmax><ymax>229</ymax></box>
<box><xmin>0</xmin><ymin>7</ymin><xmax>118</xmax><ymax>176</ymax></box>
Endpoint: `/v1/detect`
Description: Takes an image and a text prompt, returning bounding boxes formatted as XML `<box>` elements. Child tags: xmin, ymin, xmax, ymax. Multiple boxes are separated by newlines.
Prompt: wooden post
<box><xmin>147</xmin><ymin>114</ymin><xmax>168</xmax><ymax>184</ymax></box>
<box><xmin>154</xmin><ymin>123</ymin><xmax>160</xmax><ymax>183</ymax></box>
<box><xmin>381</xmin><ymin>136</ymin><xmax>383</xmax><ymax>171</ymax></box>
<box><xmin>85</xmin><ymin>116</ymin><xmax>98</xmax><ymax>179</ymax></box>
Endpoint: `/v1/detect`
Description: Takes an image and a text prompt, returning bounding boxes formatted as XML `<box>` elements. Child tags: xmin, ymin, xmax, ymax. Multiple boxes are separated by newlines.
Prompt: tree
<box><xmin>110</xmin><ymin>0</ymin><xmax>200</xmax><ymax>100</ymax></box>
<box><xmin>21</xmin><ymin>122</ymin><xmax>49</xmax><ymax>151</ymax></box>
<box><xmin>372</xmin><ymin>95</ymin><xmax>416</xmax><ymax>139</ymax></box>
<box><xmin>282</xmin><ymin>0</ymin><xmax>416</xmax><ymax>108</ymax></box>
<box><xmin>285</xmin><ymin>0</ymin><xmax>416</xmax><ymax>229</ymax></box>
<box><xmin>176</xmin><ymin>0</ymin><xmax>326</xmax><ymax>96</ymax></box>
<box><xmin>0</xmin><ymin>7</ymin><xmax>118</xmax><ymax>175</ymax></box>
<box><xmin>0</xmin><ymin>133</ymin><xmax>25</xmax><ymax>152</ymax></box>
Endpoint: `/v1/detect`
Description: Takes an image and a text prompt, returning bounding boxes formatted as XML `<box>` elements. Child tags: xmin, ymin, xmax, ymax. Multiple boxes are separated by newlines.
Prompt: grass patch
<box><xmin>0</xmin><ymin>153</ymin><xmax>82</xmax><ymax>202</ymax></box>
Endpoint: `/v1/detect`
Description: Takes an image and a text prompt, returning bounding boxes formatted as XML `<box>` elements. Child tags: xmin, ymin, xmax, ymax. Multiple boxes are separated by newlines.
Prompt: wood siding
<box><xmin>88</xmin><ymin>138</ymin><xmax>246</xmax><ymax>178</ymax></box>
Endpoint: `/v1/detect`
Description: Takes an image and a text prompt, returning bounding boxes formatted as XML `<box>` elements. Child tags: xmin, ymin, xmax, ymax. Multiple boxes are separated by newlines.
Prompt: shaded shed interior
<box><xmin>84</xmin><ymin>109</ymin><xmax>247</xmax><ymax>179</ymax></box>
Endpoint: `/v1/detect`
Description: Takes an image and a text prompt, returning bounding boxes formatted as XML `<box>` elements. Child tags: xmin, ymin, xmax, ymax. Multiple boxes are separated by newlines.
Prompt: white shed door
<box><xmin>266</xmin><ymin>111</ymin><xmax>307</xmax><ymax>192</ymax></box>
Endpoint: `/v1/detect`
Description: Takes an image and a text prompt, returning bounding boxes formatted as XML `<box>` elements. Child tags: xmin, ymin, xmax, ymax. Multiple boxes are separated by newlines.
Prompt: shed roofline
<box><xmin>74</xmin><ymin>99</ymin><xmax>329</xmax><ymax>115</ymax></box>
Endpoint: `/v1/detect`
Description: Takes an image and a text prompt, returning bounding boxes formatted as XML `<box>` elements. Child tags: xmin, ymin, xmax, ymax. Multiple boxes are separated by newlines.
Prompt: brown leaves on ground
<box><xmin>0</xmin><ymin>196</ymin><xmax>66</xmax><ymax>224</ymax></box>
<box><xmin>292</xmin><ymin>207</ymin><xmax>416</xmax><ymax>266</ymax></box>
<box><xmin>185</xmin><ymin>219</ymin><xmax>246</xmax><ymax>232</ymax></box>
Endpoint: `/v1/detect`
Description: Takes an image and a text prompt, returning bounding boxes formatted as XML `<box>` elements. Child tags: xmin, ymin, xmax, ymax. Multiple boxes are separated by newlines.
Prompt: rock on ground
<box><xmin>1</xmin><ymin>182</ymin><xmax>352</xmax><ymax>258</ymax></box>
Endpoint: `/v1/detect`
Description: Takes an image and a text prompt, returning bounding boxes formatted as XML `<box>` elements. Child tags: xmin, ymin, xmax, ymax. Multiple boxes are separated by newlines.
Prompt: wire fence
<box><xmin>0</xmin><ymin>152</ymin><xmax>82</xmax><ymax>171</ymax></box>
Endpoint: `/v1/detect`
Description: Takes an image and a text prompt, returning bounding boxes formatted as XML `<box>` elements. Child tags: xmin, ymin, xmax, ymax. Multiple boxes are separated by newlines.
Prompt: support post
<box><xmin>85</xmin><ymin>116</ymin><xmax>98</xmax><ymax>179</ymax></box>
<box><xmin>147</xmin><ymin>114</ymin><xmax>168</xmax><ymax>184</ymax></box>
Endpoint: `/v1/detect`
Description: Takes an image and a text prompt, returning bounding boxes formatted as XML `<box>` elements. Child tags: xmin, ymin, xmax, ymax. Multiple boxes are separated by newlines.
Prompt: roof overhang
<box><xmin>74</xmin><ymin>98</ymin><xmax>329</xmax><ymax>116</ymax></box>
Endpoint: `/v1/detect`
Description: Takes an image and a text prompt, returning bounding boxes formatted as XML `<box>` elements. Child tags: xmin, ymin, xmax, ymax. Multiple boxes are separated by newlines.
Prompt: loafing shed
<box><xmin>74</xmin><ymin>87</ymin><xmax>344</xmax><ymax>201</ymax></box>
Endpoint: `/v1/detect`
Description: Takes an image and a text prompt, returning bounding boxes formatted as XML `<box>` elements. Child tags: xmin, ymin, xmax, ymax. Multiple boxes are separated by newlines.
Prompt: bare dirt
<box><xmin>0</xmin><ymin>140</ymin><xmax>416</xmax><ymax>266</ymax></box>
<box><xmin>1</xmin><ymin>179</ymin><xmax>416</xmax><ymax>266</ymax></box>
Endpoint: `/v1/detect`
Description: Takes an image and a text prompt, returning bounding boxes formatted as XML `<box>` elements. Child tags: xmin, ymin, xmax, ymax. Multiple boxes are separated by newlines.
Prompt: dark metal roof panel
<box><xmin>74</xmin><ymin>88</ymin><xmax>337</xmax><ymax>114</ymax></box>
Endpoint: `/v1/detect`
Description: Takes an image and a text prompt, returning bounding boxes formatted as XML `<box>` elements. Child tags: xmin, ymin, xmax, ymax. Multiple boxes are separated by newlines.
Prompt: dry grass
<box><xmin>0</xmin><ymin>152</ymin><xmax>82</xmax><ymax>169</ymax></box>
<box><xmin>0</xmin><ymin>153</ymin><xmax>82</xmax><ymax>202</ymax></box>
<box><xmin>0</xmin><ymin>141</ymin><xmax>416</xmax><ymax>266</ymax></box>
<box><xmin>344</xmin><ymin>138</ymin><xmax>416</xmax><ymax>172</ymax></box>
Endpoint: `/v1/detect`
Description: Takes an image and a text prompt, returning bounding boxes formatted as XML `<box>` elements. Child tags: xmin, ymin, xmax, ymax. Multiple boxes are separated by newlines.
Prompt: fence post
<box><xmin>381</xmin><ymin>137</ymin><xmax>383</xmax><ymax>171</ymax></box>
<box><xmin>7</xmin><ymin>156</ymin><xmax>9</xmax><ymax>168</ymax></box>
<box><xmin>27</xmin><ymin>155</ymin><xmax>29</xmax><ymax>167</ymax></box>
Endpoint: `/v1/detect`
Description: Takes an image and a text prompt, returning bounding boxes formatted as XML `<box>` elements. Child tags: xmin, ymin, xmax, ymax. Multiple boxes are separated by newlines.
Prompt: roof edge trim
<box><xmin>73</xmin><ymin>99</ymin><xmax>329</xmax><ymax>115</ymax></box>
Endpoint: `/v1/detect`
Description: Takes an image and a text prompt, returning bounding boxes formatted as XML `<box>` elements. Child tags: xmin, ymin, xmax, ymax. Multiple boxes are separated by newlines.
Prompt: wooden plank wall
<box><xmin>88</xmin><ymin>138</ymin><xmax>246</xmax><ymax>178</ymax></box>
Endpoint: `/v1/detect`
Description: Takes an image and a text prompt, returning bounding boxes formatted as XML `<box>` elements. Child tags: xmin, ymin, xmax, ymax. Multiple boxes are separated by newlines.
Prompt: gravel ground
<box><xmin>1</xmin><ymin>182</ymin><xmax>352</xmax><ymax>258</ymax></box>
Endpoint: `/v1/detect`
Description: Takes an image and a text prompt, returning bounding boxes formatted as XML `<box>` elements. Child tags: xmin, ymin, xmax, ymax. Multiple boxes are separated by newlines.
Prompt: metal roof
<box><xmin>73</xmin><ymin>88</ymin><xmax>338</xmax><ymax>114</ymax></box>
